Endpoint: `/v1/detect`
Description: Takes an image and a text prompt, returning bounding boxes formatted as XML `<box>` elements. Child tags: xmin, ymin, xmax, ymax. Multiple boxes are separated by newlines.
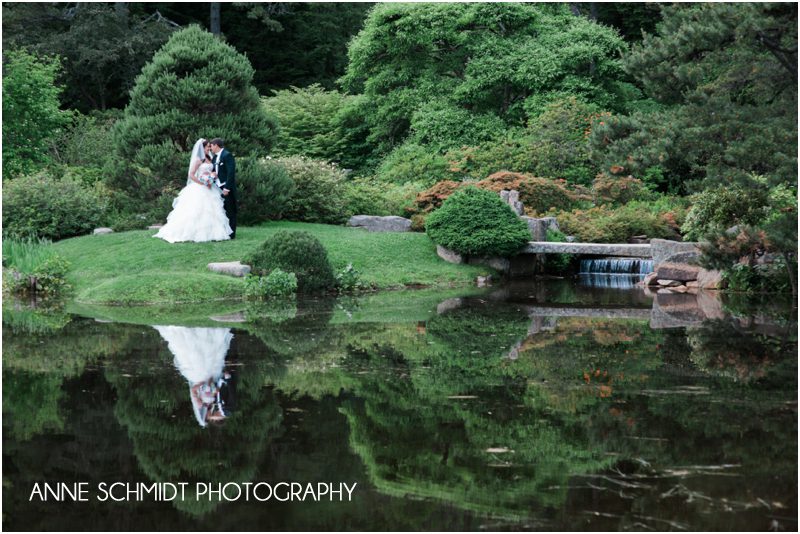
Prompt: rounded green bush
<box><xmin>425</xmin><ymin>187</ymin><xmax>531</xmax><ymax>257</ymax></box>
<box><xmin>277</xmin><ymin>156</ymin><xmax>349</xmax><ymax>224</ymax></box>
<box><xmin>3</xmin><ymin>170</ymin><xmax>108</xmax><ymax>240</ymax></box>
<box><xmin>244</xmin><ymin>231</ymin><xmax>336</xmax><ymax>293</ymax></box>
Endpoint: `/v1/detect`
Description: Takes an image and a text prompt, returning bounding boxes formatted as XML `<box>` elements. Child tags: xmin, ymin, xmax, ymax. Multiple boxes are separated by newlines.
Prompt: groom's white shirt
<box><xmin>214</xmin><ymin>149</ymin><xmax>226</xmax><ymax>188</ymax></box>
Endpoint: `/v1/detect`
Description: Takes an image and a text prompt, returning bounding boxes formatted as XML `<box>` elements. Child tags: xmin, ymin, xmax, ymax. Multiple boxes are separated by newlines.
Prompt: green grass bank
<box><xmin>53</xmin><ymin>222</ymin><xmax>491</xmax><ymax>305</ymax></box>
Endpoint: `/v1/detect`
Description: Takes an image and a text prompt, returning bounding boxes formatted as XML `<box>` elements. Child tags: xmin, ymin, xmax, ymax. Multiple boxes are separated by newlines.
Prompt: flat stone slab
<box><xmin>208</xmin><ymin>261</ymin><xmax>251</xmax><ymax>277</ymax></box>
<box><xmin>93</xmin><ymin>227</ymin><xmax>114</xmax><ymax>235</ymax></box>
<box><xmin>656</xmin><ymin>261</ymin><xmax>701</xmax><ymax>281</ymax></box>
<box><xmin>147</xmin><ymin>224</ymin><xmax>163</xmax><ymax>230</ymax></box>
<box><xmin>348</xmin><ymin>215</ymin><xmax>412</xmax><ymax>232</ymax></box>
<box><xmin>522</xmin><ymin>241</ymin><xmax>652</xmax><ymax>257</ymax></box>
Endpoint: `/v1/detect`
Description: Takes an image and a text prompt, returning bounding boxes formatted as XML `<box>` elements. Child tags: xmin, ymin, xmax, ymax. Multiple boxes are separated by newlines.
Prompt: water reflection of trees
<box><xmin>3</xmin><ymin>291</ymin><xmax>797</xmax><ymax>529</ymax></box>
<box><xmin>323</xmin><ymin>303</ymin><xmax>796</xmax><ymax>524</ymax></box>
<box><xmin>105</xmin><ymin>327</ymin><xmax>285</xmax><ymax>517</ymax></box>
<box><xmin>2</xmin><ymin>311</ymin><xmax>135</xmax><ymax>441</ymax></box>
<box><xmin>337</xmin><ymin>305</ymin><xmax>616</xmax><ymax>518</ymax></box>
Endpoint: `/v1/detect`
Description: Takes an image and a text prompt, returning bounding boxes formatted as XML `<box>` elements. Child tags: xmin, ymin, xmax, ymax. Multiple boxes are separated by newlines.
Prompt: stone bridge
<box><xmin>521</xmin><ymin>241</ymin><xmax>652</xmax><ymax>258</ymax></box>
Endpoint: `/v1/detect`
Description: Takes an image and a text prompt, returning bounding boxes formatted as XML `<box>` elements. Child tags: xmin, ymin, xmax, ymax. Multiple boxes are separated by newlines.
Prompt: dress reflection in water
<box><xmin>154</xmin><ymin>326</ymin><xmax>233</xmax><ymax>427</ymax></box>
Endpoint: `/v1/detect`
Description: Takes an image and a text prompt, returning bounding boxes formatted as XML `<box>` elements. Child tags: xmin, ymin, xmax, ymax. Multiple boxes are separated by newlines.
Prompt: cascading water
<box><xmin>578</xmin><ymin>257</ymin><xmax>654</xmax><ymax>289</ymax></box>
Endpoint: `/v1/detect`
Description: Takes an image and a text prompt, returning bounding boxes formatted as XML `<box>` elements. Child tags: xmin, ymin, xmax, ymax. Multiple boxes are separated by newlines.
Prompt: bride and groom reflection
<box><xmin>154</xmin><ymin>325</ymin><xmax>237</xmax><ymax>428</ymax></box>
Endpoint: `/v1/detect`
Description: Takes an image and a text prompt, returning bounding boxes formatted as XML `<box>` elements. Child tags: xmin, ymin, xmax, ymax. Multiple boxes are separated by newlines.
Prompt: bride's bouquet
<box><xmin>197</xmin><ymin>174</ymin><xmax>213</xmax><ymax>186</ymax></box>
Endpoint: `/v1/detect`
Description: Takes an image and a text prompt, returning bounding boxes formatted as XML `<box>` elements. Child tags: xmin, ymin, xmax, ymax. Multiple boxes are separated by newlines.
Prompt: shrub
<box><xmin>408</xmin><ymin>180</ymin><xmax>463</xmax><ymax>216</ymax></box>
<box><xmin>2</xmin><ymin>169</ymin><xmax>109</xmax><ymax>240</ymax></box>
<box><xmin>526</xmin><ymin>96</ymin><xmax>602</xmax><ymax>186</ymax></box>
<box><xmin>335</xmin><ymin>263</ymin><xmax>364</xmax><ymax>291</ymax></box>
<box><xmin>555</xmin><ymin>203</ymin><xmax>679</xmax><ymax>243</ymax></box>
<box><xmin>277</xmin><ymin>156</ymin><xmax>348</xmax><ymax>224</ymax></box>
<box><xmin>375</xmin><ymin>143</ymin><xmax>450</xmax><ymax>186</ymax></box>
<box><xmin>244</xmin><ymin>231</ymin><xmax>336</xmax><ymax>293</ymax></box>
<box><xmin>408</xmin><ymin>101</ymin><xmax>507</xmax><ymax>153</ymax></box>
<box><xmin>237</xmin><ymin>157</ymin><xmax>296</xmax><ymax>225</ymax></box>
<box><xmin>723</xmin><ymin>262</ymin><xmax>792</xmax><ymax>294</ymax></box>
<box><xmin>425</xmin><ymin>187</ymin><xmax>531</xmax><ymax>257</ymax></box>
<box><xmin>263</xmin><ymin>84</ymin><xmax>352</xmax><ymax>161</ymax></box>
<box><xmin>681</xmin><ymin>185</ymin><xmax>770</xmax><ymax>241</ymax></box>
<box><xmin>408</xmin><ymin>173</ymin><xmax>581</xmax><ymax>223</ymax></box>
<box><xmin>244</xmin><ymin>269</ymin><xmax>298</xmax><ymax>300</ymax></box>
<box><xmin>592</xmin><ymin>172</ymin><xmax>651</xmax><ymax>205</ymax></box>
<box><xmin>342</xmin><ymin>179</ymin><xmax>425</xmax><ymax>217</ymax></box>
<box><xmin>444</xmin><ymin>133</ymin><xmax>533</xmax><ymax>180</ymax></box>
<box><xmin>476</xmin><ymin>172</ymin><xmax>581</xmax><ymax>214</ymax></box>
<box><xmin>51</xmin><ymin>110</ymin><xmax>120</xmax><ymax>173</ymax></box>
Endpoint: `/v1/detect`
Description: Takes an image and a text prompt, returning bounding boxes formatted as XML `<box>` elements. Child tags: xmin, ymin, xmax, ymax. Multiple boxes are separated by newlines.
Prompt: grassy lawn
<box><xmin>53</xmin><ymin>222</ymin><xmax>491</xmax><ymax>305</ymax></box>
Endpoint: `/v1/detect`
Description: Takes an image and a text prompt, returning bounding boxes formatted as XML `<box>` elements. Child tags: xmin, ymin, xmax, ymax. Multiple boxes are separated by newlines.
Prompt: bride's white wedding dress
<box><xmin>154</xmin><ymin>325</ymin><xmax>233</xmax><ymax>427</ymax></box>
<box><xmin>154</xmin><ymin>162</ymin><xmax>233</xmax><ymax>243</ymax></box>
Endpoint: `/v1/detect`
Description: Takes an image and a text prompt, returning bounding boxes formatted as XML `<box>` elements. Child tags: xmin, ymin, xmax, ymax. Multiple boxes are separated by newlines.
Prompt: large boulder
<box><xmin>650</xmin><ymin>238</ymin><xmax>699</xmax><ymax>268</ymax></box>
<box><xmin>436</xmin><ymin>245</ymin><xmax>464</xmax><ymax>264</ymax></box>
<box><xmin>521</xmin><ymin>216</ymin><xmax>560</xmax><ymax>241</ymax></box>
<box><xmin>208</xmin><ymin>261</ymin><xmax>251</xmax><ymax>277</ymax></box>
<box><xmin>696</xmin><ymin>268</ymin><xmax>726</xmax><ymax>289</ymax></box>
<box><xmin>656</xmin><ymin>261</ymin><xmax>701</xmax><ymax>282</ymax></box>
<box><xmin>348</xmin><ymin>215</ymin><xmax>412</xmax><ymax>232</ymax></box>
<box><xmin>499</xmin><ymin>189</ymin><xmax>525</xmax><ymax>215</ymax></box>
<box><xmin>93</xmin><ymin>227</ymin><xmax>114</xmax><ymax>235</ymax></box>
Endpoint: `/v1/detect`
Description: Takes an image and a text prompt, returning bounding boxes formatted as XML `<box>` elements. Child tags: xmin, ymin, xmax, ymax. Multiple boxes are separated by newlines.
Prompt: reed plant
<box><xmin>2</xmin><ymin>237</ymin><xmax>71</xmax><ymax>294</ymax></box>
<box><xmin>3</xmin><ymin>237</ymin><xmax>56</xmax><ymax>273</ymax></box>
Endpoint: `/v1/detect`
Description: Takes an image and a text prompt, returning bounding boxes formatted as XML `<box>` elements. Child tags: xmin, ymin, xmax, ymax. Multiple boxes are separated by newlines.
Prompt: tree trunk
<box><xmin>569</xmin><ymin>3</ymin><xmax>581</xmax><ymax>16</ymax></box>
<box><xmin>589</xmin><ymin>2</ymin><xmax>598</xmax><ymax>21</ymax></box>
<box><xmin>210</xmin><ymin>2</ymin><xmax>221</xmax><ymax>35</ymax></box>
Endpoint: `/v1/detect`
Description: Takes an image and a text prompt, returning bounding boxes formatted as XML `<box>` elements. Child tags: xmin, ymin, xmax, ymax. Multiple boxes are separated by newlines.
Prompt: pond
<box><xmin>3</xmin><ymin>281</ymin><xmax>797</xmax><ymax>531</ymax></box>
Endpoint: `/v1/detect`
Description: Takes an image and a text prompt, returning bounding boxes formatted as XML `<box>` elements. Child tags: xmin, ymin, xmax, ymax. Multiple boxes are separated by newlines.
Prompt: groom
<box><xmin>209</xmin><ymin>138</ymin><xmax>237</xmax><ymax>239</ymax></box>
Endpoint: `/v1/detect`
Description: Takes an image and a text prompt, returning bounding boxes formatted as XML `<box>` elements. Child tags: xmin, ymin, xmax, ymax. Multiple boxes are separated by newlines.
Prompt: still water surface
<box><xmin>3</xmin><ymin>281</ymin><xmax>797</xmax><ymax>531</ymax></box>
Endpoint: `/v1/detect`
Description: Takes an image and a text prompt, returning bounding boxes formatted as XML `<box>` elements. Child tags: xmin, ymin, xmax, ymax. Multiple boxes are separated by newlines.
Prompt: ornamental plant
<box><xmin>244</xmin><ymin>231</ymin><xmax>336</xmax><ymax>293</ymax></box>
<box><xmin>243</xmin><ymin>269</ymin><xmax>298</xmax><ymax>300</ymax></box>
<box><xmin>2</xmin><ymin>170</ymin><xmax>109</xmax><ymax>240</ymax></box>
<box><xmin>425</xmin><ymin>187</ymin><xmax>530</xmax><ymax>257</ymax></box>
<box><xmin>113</xmin><ymin>25</ymin><xmax>278</xmax><ymax>204</ymax></box>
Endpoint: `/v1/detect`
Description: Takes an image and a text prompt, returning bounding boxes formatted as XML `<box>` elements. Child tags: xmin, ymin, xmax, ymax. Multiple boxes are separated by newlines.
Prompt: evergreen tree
<box><xmin>112</xmin><ymin>25</ymin><xmax>278</xmax><ymax>204</ymax></box>
<box><xmin>592</xmin><ymin>3</ymin><xmax>797</xmax><ymax>191</ymax></box>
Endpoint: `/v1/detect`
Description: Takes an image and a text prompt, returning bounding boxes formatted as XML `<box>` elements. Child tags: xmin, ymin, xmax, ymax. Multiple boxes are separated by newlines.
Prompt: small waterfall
<box><xmin>578</xmin><ymin>257</ymin><xmax>654</xmax><ymax>289</ymax></box>
<box><xmin>579</xmin><ymin>258</ymin><xmax>654</xmax><ymax>274</ymax></box>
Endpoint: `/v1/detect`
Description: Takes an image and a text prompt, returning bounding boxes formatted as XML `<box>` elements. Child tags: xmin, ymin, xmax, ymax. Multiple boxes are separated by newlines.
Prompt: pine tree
<box><xmin>112</xmin><ymin>25</ymin><xmax>278</xmax><ymax>202</ymax></box>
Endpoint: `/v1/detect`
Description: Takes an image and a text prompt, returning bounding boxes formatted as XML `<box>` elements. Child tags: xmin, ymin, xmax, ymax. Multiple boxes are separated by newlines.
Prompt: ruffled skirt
<box><xmin>154</xmin><ymin>183</ymin><xmax>232</xmax><ymax>243</ymax></box>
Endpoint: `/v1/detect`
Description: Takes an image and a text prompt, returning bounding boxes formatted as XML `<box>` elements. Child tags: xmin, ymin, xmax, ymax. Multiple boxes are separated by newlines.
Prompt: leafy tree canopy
<box><xmin>340</xmin><ymin>3</ymin><xmax>633</xmax><ymax>156</ymax></box>
<box><xmin>2</xmin><ymin>49</ymin><xmax>71</xmax><ymax>177</ymax></box>
<box><xmin>2</xmin><ymin>3</ymin><xmax>177</xmax><ymax>112</ymax></box>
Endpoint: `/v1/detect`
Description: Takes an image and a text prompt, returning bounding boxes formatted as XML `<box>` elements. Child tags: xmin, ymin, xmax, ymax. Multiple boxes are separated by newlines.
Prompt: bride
<box><xmin>154</xmin><ymin>138</ymin><xmax>233</xmax><ymax>243</ymax></box>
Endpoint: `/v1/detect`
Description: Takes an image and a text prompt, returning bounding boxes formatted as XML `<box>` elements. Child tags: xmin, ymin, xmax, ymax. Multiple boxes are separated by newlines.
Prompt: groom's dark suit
<box><xmin>214</xmin><ymin>149</ymin><xmax>237</xmax><ymax>239</ymax></box>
